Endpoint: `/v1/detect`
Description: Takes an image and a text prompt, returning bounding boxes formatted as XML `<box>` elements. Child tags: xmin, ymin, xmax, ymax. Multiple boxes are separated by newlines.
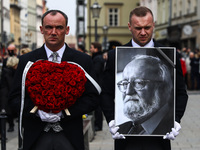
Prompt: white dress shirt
<box><xmin>131</xmin><ymin>39</ymin><xmax>154</xmax><ymax>47</ymax></box>
<box><xmin>44</xmin><ymin>44</ymin><xmax>66</xmax><ymax>63</ymax></box>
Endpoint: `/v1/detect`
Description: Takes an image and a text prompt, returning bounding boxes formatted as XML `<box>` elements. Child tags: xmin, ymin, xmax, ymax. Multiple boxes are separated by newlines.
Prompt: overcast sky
<box><xmin>45</xmin><ymin>0</ymin><xmax>76</xmax><ymax>35</ymax></box>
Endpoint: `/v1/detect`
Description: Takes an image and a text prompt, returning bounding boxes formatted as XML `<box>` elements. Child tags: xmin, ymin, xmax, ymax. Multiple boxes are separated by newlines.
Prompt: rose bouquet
<box><xmin>25</xmin><ymin>60</ymin><xmax>87</xmax><ymax>113</ymax></box>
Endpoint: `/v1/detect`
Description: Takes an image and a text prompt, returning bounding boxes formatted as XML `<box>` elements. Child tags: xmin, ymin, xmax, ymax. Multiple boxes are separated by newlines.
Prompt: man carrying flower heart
<box><xmin>9</xmin><ymin>10</ymin><xmax>100</xmax><ymax>150</ymax></box>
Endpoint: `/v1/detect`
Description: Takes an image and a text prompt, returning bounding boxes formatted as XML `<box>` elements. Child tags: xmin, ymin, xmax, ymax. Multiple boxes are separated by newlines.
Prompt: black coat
<box><xmin>9</xmin><ymin>44</ymin><xmax>99</xmax><ymax>150</ymax></box>
<box><xmin>100</xmin><ymin>40</ymin><xmax>188</xmax><ymax>150</ymax></box>
<box><xmin>0</xmin><ymin>67</ymin><xmax>16</xmax><ymax>114</ymax></box>
<box><xmin>92</xmin><ymin>51</ymin><xmax>105</xmax><ymax>87</ymax></box>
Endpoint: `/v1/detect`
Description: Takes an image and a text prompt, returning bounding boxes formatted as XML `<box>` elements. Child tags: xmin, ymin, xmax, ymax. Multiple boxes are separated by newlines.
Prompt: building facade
<box><xmin>36</xmin><ymin>0</ymin><xmax>46</xmax><ymax>48</ymax></box>
<box><xmin>20</xmin><ymin>0</ymin><xmax>28</xmax><ymax>48</ymax></box>
<box><xmin>10</xmin><ymin>0</ymin><xmax>21</xmax><ymax>50</ymax></box>
<box><xmin>151</xmin><ymin>0</ymin><xmax>200</xmax><ymax>51</ymax></box>
<box><xmin>0</xmin><ymin>0</ymin><xmax>46</xmax><ymax>57</ymax></box>
<box><xmin>86</xmin><ymin>0</ymin><xmax>140</xmax><ymax>51</ymax></box>
<box><xmin>27</xmin><ymin>0</ymin><xmax>37</xmax><ymax>50</ymax></box>
<box><xmin>0</xmin><ymin>0</ymin><xmax>11</xmax><ymax>52</ymax></box>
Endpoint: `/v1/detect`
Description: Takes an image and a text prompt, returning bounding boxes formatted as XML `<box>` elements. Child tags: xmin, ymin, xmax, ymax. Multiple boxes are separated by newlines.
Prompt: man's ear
<box><xmin>128</xmin><ymin>22</ymin><xmax>131</xmax><ymax>32</ymax></box>
<box><xmin>40</xmin><ymin>26</ymin><xmax>44</xmax><ymax>34</ymax></box>
<box><xmin>65</xmin><ymin>26</ymin><xmax>70</xmax><ymax>35</ymax></box>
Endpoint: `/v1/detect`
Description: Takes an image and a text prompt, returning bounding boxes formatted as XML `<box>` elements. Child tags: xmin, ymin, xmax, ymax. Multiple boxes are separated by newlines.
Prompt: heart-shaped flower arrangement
<box><xmin>25</xmin><ymin>60</ymin><xmax>87</xmax><ymax>113</ymax></box>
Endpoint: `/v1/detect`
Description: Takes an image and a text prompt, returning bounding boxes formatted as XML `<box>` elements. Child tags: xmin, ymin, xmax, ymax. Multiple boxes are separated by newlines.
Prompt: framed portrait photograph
<box><xmin>115</xmin><ymin>47</ymin><xmax>176</xmax><ymax>136</ymax></box>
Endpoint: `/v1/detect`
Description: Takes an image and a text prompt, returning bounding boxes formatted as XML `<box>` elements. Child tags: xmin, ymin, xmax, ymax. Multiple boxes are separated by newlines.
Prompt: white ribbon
<box><xmin>67</xmin><ymin>61</ymin><xmax>102</xmax><ymax>94</ymax></box>
<box><xmin>20</xmin><ymin>60</ymin><xmax>102</xmax><ymax>139</ymax></box>
<box><xmin>20</xmin><ymin>61</ymin><xmax>34</xmax><ymax>139</ymax></box>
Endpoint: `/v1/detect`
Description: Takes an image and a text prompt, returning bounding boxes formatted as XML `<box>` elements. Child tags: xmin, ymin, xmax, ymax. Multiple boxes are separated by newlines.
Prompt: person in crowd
<box><xmin>185</xmin><ymin>49</ymin><xmax>192</xmax><ymax>90</ymax></box>
<box><xmin>90</xmin><ymin>42</ymin><xmax>105</xmax><ymax>131</ymax></box>
<box><xmin>101</xmin><ymin>6</ymin><xmax>188</xmax><ymax>150</ymax></box>
<box><xmin>0</xmin><ymin>55</ymin><xmax>2</xmax><ymax>63</ymax></box>
<box><xmin>102</xmin><ymin>51</ymin><xmax>108</xmax><ymax>61</ymax></box>
<box><xmin>77</xmin><ymin>44</ymin><xmax>86</xmax><ymax>53</ymax></box>
<box><xmin>9</xmin><ymin>10</ymin><xmax>99</xmax><ymax>150</ymax></box>
<box><xmin>0</xmin><ymin>44</ymin><xmax>19</xmax><ymax>132</ymax></box>
<box><xmin>179</xmin><ymin>54</ymin><xmax>187</xmax><ymax>78</ymax></box>
<box><xmin>0</xmin><ymin>55</ymin><xmax>19</xmax><ymax>132</ymax></box>
<box><xmin>20</xmin><ymin>47</ymin><xmax>32</xmax><ymax>55</ymax></box>
<box><xmin>180</xmin><ymin>47</ymin><xmax>187</xmax><ymax>59</ymax></box>
<box><xmin>190</xmin><ymin>51</ymin><xmax>200</xmax><ymax>90</ymax></box>
<box><xmin>2</xmin><ymin>44</ymin><xmax>17</xmax><ymax>69</ymax></box>
<box><xmin>117</xmin><ymin>55</ymin><xmax>173</xmax><ymax>135</ymax></box>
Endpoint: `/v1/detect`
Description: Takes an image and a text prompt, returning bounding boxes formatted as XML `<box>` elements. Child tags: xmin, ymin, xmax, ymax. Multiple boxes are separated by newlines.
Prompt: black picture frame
<box><xmin>115</xmin><ymin>47</ymin><xmax>176</xmax><ymax>136</ymax></box>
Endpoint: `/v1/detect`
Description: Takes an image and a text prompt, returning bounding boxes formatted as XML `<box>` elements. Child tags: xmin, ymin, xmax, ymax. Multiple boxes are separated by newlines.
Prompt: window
<box><xmin>109</xmin><ymin>8</ymin><xmax>119</xmax><ymax>26</ymax></box>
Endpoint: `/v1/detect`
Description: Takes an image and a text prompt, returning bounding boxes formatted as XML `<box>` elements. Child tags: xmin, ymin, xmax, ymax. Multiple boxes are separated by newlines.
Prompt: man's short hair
<box><xmin>129</xmin><ymin>6</ymin><xmax>154</xmax><ymax>24</ymax></box>
<box><xmin>91</xmin><ymin>42</ymin><xmax>102</xmax><ymax>52</ymax></box>
<box><xmin>21</xmin><ymin>47</ymin><xmax>32</xmax><ymax>55</ymax></box>
<box><xmin>41</xmin><ymin>10</ymin><xmax>68</xmax><ymax>26</ymax></box>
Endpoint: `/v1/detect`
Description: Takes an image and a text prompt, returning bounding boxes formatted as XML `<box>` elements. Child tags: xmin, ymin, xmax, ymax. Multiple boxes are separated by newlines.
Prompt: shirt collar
<box><xmin>44</xmin><ymin>44</ymin><xmax>66</xmax><ymax>60</ymax></box>
<box><xmin>131</xmin><ymin>39</ymin><xmax>154</xmax><ymax>47</ymax></box>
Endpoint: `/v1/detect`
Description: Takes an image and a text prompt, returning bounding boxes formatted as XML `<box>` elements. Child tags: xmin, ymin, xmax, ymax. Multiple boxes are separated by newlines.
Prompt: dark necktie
<box><xmin>51</xmin><ymin>52</ymin><xmax>59</xmax><ymax>62</ymax></box>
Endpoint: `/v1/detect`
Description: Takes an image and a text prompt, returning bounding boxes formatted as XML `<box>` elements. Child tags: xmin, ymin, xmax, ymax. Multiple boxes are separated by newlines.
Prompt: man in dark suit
<box><xmin>101</xmin><ymin>6</ymin><xmax>188</xmax><ymax>150</ymax></box>
<box><xmin>9</xmin><ymin>10</ymin><xmax>99</xmax><ymax>150</ymax></box>
<box><xmin>90</xmin><ymin>42</ymin><xmax>105</xmax><ymax>131</ymax></box>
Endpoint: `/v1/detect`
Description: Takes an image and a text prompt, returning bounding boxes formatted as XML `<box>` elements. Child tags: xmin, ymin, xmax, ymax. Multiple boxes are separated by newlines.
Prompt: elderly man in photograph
<box><xmin>117</xmin><ymin>55</ymin><xmax>173</xmax><ymax>135</ymax></box>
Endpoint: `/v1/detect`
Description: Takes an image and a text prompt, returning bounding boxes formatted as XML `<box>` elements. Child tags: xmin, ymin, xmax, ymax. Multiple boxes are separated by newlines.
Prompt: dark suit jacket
<box><xmin>101</xmin><ymin>40</ymin><xmax>188</xmax><ymax>150</ymax></box>
<box><xmin>0</xmin><ymin>67</ymin><xmax>16</xmax><ymax>115</ymax></box>
<box><xmin>92</xmin><ymin>51</ymin><xmax>105</xmax><ymax>87</ymax></box>
<box><xmin>9</xmin><ymin>44</ymin><xmax>99</xmax><ymax>150</ymax></box>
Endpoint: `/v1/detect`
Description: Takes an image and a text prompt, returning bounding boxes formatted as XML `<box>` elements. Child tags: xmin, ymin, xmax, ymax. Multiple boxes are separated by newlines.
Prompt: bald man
<box><xmin>2</xmin><ymin>44</ymin><xmax>17</xmax><ymax>69</ymax></box>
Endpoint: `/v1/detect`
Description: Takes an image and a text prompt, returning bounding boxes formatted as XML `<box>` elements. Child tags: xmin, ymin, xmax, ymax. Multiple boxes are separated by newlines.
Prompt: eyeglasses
<box><xmin>117</xmin><ymin>79</ymin><xmax>152</xmax><ymax>93</ymax></box>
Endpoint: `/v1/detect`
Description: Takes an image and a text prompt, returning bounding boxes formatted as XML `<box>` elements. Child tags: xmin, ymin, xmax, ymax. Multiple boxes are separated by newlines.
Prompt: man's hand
<box><xmin>163</xmin><ymin>121</ymin><xmax>181</xmax><ymax>140</ymax></box>
<box><xmin>109</xmin><ymin>120</ymin><xmax>125</xmax><ymax>139</ymax></box>
<box><xmin>38</xmin><ymin>110</ymin><xmax>62</xmax><ymax>123</ymax></box>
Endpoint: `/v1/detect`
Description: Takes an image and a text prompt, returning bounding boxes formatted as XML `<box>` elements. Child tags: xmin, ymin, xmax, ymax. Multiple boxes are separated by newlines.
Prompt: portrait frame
<box><xmin>115</xmin><ymin>47</ymin><xmax>176</xmax><ymax>136</ymax></box>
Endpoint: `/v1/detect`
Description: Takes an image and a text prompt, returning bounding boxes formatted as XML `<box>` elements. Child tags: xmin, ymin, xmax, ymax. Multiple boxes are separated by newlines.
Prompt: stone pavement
<box><xmin>3</xmin><ymin>90</ymin><xmax>200</xmax><ymax>150</ymax></box>
<box><xmin>171</xmin><ymin>91</ymin><xmax>200</xmax><ymax>150</ymax></box>
<box><xmin>89</xmin><ymin>90</ymin><xmax>200</xmax><ymax>150</ymax></box>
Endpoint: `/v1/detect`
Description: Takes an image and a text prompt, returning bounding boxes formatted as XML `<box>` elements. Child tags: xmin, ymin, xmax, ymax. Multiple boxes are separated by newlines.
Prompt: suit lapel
<box><xmin>124</xmin><ymin>40</ymin><xmax>132</xmax><ymax>46</ymax></box>
<box><xmin>61</xmin><ymin>44</ymin><xmax>75</xmax><ymax>61</ymax></box>
<box><xmin>34</xmin><ymin>45</ymin><xmax>48</xmax><ymax>61</ymax></box>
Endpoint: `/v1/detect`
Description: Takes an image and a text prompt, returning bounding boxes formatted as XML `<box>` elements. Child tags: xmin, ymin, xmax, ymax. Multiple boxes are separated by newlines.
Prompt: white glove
<box><xmin>163</xmin><ymin>121</ymin><xmax>181</xmax><ymax>140</ymax></box>
<box><xmin>38</xmin><ymin>110</ymin><xmax>62</xmax><ymax>123</ymax></box>
<box><xmin>109</xmin><ymin>120</ymin><xmax>125</xmax><ymax>139</ymax></box>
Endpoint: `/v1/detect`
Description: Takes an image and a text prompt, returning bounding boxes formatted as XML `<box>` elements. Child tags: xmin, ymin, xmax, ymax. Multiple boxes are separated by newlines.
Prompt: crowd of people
<box><xmin>178</xmin><ymin>47</ymin><xmax>200</xmax><ymax>90</ymax></box>
<box><xmin>0</xmin><ymin>7</ymin><xmax>189</xmax><ymax>150</ymax></box>
<box><xmin>0</xmin><ymin>44</ymin><xmax>32</xmax><ymax>133</ymax></box>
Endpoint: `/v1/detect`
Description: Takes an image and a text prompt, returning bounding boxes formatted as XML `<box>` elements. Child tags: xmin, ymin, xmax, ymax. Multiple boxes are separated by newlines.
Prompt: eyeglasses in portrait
<box><xmin>115</xmin><ymin>47</ymin><xmax>175</xmax><ymax>136</ymax></box>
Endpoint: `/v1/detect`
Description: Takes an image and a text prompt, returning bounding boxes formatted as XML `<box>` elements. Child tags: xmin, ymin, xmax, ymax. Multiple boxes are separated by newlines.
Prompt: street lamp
<box><xmin>102</xmin><ymin>25</ymin><xmax>109</xmax><ymax>51</ymax></box>
<box><xmin>90</xmin><ymin>1</ymin><xmax>101</xmax><ymax>42</ymax></box>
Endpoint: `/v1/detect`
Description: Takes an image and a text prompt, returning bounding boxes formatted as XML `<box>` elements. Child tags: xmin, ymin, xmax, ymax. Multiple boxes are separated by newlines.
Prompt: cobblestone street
<box><xmin>4</xmin><ymin>91</ymin><xmax>200</xmax><ymax>150</ymax></box>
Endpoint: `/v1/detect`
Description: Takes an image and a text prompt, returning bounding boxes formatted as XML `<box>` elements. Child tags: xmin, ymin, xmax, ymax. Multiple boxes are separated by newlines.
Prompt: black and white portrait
<box><xmin>115</xmin><ymin>47</ymin><xmax>175</xmax><ymax>136</ymax></box>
